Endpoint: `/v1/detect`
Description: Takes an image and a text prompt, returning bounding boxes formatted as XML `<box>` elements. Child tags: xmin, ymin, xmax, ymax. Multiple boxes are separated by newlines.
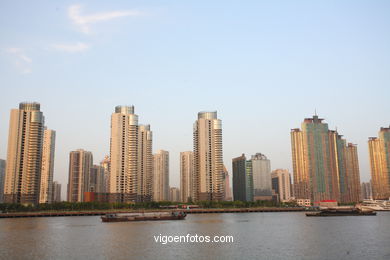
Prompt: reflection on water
<box><xmin>0</xmin><ymin>212</ymin><xmax>389</xmax><ymax>260</ymax></box>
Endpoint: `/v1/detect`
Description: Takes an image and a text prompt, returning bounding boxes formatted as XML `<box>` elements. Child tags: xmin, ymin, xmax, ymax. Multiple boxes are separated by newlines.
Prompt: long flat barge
<box><xmin>0</xmin><ymin>207</ymin><xmax>304</xmax><ymax>219</ymax></box>
<box><xmin>101</xmin><ymin>211</ymin><xmax>186</xmax><ymax>222</ymax></box>
<box><xmin>306</xmin><ymin>207</ymin><xmax>376</xmax><ymax>217</ymax></box>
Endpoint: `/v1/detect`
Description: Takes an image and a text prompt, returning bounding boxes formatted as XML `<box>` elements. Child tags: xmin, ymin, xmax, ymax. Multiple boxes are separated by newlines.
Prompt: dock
<box><xmin>0</xmin><ymin>207</ymin><xmax>305</xmax><ymax>219</ymax></box>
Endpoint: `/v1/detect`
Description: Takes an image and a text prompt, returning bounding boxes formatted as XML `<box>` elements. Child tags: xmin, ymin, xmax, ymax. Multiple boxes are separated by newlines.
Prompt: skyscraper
<box><xmin>291</xmin><ymin>128</ymin><xmax>309</xmax><ymax>201</ymax></box>
<box><xmin>232</xmin><ymin>154</ymin><xmax>253</xmax><ymax>202</ymax></box>
<box><xmin>0</xmin><ymin>159</ymin><xmax>5</xmax><ymax>203</ymax></box>
<box><xmin>169</xmin><ymin>187</ymin><xmax>180</xmax><ymax>202</ymax></box>
<box><xmin>109</xmin><ymin>106</ymin><xmax>153</xmax><ymax>202</ymax></box>
<box><xmin>180</xmin><ymin>151</ymin><xmax>194</xmax><ymax>203</ymax></box>
<box><xmin>345</xmin><ymin>143</ymin><xmax>361</xmax><ymax>203</ymax></box>
<box><xmin>271</xmin><ymin>169</ymin><xmax>292</xmax><ymax>202</ymax></box>
<box><xmin>100</xmin><ymin>156</ymin><xmax>110</xmax><ymax>193</ymax></box>
<box><xmin>39</xmin><ymin>128</ymin><xmax>56</xmax><ymax>203</ymax></box>
<box><xmin>193</xmin><ymin>111</ymin><xmax>224</xmax><ymax>201</ymax></box>
<box><xmin>291</xmin><ymin>115</ymin><xmax>361</xmax><ymax>203</ymax></box>
<box><xmin>67</xmin><ymin>149</ymin><xmax>93</xmax><ymax>202</ymax></box>
<box><xmin>368</xmin><ymin>127</ymin><xmax>390</xmax><ymax>199</ymax></box>
<box><xmin>251</xmin><ymin>153</ymin><xmax>272</xmax><ymax>201</ymax></box>
<box><xmin>52</xmin><ymin>181</ymin><xmax>61</xmax><ymax>202</ymax></box>
<box><xmin>223</xmin><ymin>166</ymin><xmax>232</xmax><ymax>201</ymax></box>
<box><xmin>152</xmin><ymin>150</ymin><xmax>169</xmax><ymax>201</ymax></box>
<box><xmin>4</xmin><ymin>102</ymin><xmax>45</xmax><ymax>205</ymax></box>
<box><xmin>89</xmin><ymin>165</ymin><xmax>105</xmax><ymax>193</ymax></box>
<box><xmin>138</xmin><ymin>125</ymin><xmax>153</xmax><ymax>202</ymax></box>
<box><xmin>361</xmin><ymin>182</ymin><xmax>373</xmax><ymax>200</ymax></box>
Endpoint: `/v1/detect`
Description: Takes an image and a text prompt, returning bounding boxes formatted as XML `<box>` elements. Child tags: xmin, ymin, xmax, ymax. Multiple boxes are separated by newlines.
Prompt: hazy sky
<box><xmin>1</xmin><ymin>1</ymin><xmax>389</xmax><ymax>199</ymax></box>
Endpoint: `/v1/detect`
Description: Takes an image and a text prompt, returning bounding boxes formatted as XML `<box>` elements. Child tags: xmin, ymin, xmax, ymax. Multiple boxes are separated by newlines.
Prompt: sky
<box><xmin>1</xmin><ymin>1</ymin><xmax>389</xmax><ymax>199</ymax></box>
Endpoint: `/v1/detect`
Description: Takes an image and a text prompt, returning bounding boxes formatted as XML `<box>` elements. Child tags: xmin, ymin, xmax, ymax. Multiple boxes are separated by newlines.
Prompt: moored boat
<box><xmin>360</xmin><ymin>199</ymin><xmax>390</xmax><ymax>211</ymax></box>
<box><xmin>101</xmin><ymin>211</ymin><xmax>187</xmax><ymax>222</ymax></box>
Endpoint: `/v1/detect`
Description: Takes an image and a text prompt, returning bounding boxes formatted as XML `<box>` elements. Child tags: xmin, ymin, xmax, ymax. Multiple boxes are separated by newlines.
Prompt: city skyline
<box><xmin>0</xmin><ymin>102</ymin><xmax>389</xmax><ymax>200</ymax></box>
<box><xmin>1</xmin><ymin>1</ymin><xmax>390</xmax><ymax>200</ymax></box>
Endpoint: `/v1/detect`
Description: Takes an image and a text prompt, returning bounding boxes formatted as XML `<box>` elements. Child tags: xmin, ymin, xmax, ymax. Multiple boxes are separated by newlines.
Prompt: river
<box><xmin>0</xmin><ymin>212</ymin><xmax>389</xmax><ymax>259</ymax></box>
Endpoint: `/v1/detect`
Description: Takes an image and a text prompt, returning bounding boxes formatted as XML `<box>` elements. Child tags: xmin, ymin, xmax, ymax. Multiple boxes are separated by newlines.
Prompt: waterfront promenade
<box><xmin>0</xmin><ymin>207</ymin><xmax>304</xmax><ymax>218</ymax></box>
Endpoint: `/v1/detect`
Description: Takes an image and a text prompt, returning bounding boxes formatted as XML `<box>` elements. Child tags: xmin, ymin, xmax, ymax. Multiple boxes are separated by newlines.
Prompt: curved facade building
<box><xmin>4</xmin><ymin>102</ymin><xmax>45</xmax><ymax>205</ymax></box>
<box><xmin>109</xmin><ymin>106</ymin><xmax>153</xmax><ymax>202</ymax></box>
<box><xmin>193</xmin><ymin>111</ymin><xmax>224</xmax><ymax>201</ymax></box>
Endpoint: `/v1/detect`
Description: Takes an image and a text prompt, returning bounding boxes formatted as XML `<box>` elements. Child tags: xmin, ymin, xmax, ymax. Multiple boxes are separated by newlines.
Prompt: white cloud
<box><xmin>5</xmin><ymin>48</ymin><xmax>32</xmax><ymax>74</ymax></box>
<box><xmin>52</xmin><ymin>42</ymin><xmax>89</xmax><ymax>53</ymax></box>
<box><xmin>68</xmin><ymin>4</ymin><xmax>142</xmax><ymax>34</ymax></box>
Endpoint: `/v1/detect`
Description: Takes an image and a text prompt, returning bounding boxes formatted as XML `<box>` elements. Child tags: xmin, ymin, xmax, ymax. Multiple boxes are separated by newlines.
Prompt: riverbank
<box><xmin>0</xmin><ymin>207</ymin><xmax>304</xmax><ymax>218</ymax></box>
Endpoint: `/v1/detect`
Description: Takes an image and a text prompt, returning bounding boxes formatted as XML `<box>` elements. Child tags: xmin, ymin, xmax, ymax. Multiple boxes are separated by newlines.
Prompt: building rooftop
<box><xmin>115</xmin><ymin>105</ymin><xmax>134</xmax><ymax>114</ymax></box>
<box><xmin>19</xmin><ymin>102</ymin><xmax>40</xmax><ymax>111</ymax></box>
<box><xmin>198</xmin><ymin>111</ymin><xmax>217</xmax><ymax>120</ymax></box>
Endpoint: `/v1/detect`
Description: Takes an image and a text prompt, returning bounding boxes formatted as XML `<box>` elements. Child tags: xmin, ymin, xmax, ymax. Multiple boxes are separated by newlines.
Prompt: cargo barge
<box><xmin>101</xmin><ymin>211</ymin><xmax>187</xmax><ymax>222</ymax></box>
<box><xmin>306</xmin><ymin>207</ymin><xmax>376</xmax><ymax>217</ymax></box>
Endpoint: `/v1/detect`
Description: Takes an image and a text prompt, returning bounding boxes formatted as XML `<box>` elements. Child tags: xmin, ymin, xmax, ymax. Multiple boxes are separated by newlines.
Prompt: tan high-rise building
<box><xmin>180</xmin><ymin>151</ymin><xmax>194</xmax><ymax>202</ymax></box>
<box><xmin>251</xmin><ymin>153</ymin><xmax>272</xmax><ymax>200</ymax></box>
<box><xmin>193</xmin><ymin>111</ymin><xmax>224</xmax><ymax>201</ymax></box>
<box><xmin>291</xmin><ymin>129</ymin><xmax>309</xmax><ymax>201</ymax></box>
<box><xmin>223</xmin><ymin>166</ymin><xmax>232</xmax><ymax>201</ymax></box>
<box><xmin>170</xmin><ymin>187</ymin><xmax>180</xmax><ymax>202</ymax></box>
<box><xmin>368</xmin><ymin>127</ymin><xmax>390</xmax><ymax>199</ymax></box>
<box><xmin>109</xmin><ymin>106</ymin><xmax>153</xmax><ymax>202</ymax></box>
<box><xmin>52</xmin><ymin>181</ymin><xmax>61</xmax><ymax>202</ymax></box>
<box><xmin>67</xmin><ymin>149</ymin><xmax>93</xmax><ymax>202</ymax></box>
<box><xmin>345</xmin><ymin>143</ymin><xmax>361</xmax><ymax>203</ymax></box>
<box><xmin>271</xmin><ymin>169</ymin><xmax>292</xmax><ymax>202</ymax></box>
<box><xmin>361</xmin><ymin>182</ymin><xmax>373</xmax><ymax>200</ymax></box>
<box><xmin>39</xmin><ymin>128</ymin><xmax>56</xmax><ymax>203</ymax></box>
<box><xmin>89</xmin><ymin>165</ymin><xmax>105</xmax><ymax>193</ymax></box>
<box><xmin>100</xmin><ymin>156</ymin><xmax>110</xmax><ymax>193</ymax></box>
<box><xmin>152</xmin><ymin>150</ymin><xmax>169</xmax><ymax>201</ymax></box>
<box><xmin>110</xmin><ymin>106</ymin><xmax>138</xmax><ymax>202</ymax></box>
<box><xmin>138</xmin><ymin>125</ymin><xmax>153</xmax><ymax>202</ymax></box>
<box><xmin>291</xmin><ymin>115</ymin><xmax>361</xmax><ymax>203</ymax></box>
<box><xmin>4</xmin><ymin>102</ymin><xmax>45</xmax><ymax>205</ymax></box>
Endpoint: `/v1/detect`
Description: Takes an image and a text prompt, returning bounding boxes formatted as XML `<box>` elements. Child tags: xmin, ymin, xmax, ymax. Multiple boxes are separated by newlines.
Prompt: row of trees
<box><xmin>0</xmin><ymin>200</ymin><xmax>299</xmax><ymax>213</ymax></box>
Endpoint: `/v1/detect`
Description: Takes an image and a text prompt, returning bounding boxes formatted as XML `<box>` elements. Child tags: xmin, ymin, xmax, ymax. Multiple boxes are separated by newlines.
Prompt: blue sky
<box><xmin>1</xmin><ymin>1</ymin><xmax>389</xmax><ymax>198</ymax></box>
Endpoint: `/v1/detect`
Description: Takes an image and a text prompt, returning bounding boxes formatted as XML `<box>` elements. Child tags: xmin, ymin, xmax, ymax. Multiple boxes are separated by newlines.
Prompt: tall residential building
<box><xmin>291</xmin><ymin>115</ymin><xmax>361</xmax><ymax>203</ymax></box>
<box><xmin>223</xmin><ymin>166</ymin><xmax>232</xmax><ymax>201</ymax></box>
<box><xmin>52</xmin><ymin>181</ymin><xmax>61</xmax><ymax>202</ymax></box>
<box><xmin>152</xmin><ymin>150</ymin><xmax>169</xmax><ymax>201</ymax></box>
<box><xmin>291</xmin><ymin>128</ymin><xmax>309</xmax><ymax>201</ymax></box>
<box><xmin>193</xmin><ymin>111</ymin><xmax>224</xmax><ymax>201</ymax></box>
<box><xmin>89</xmin><ymin>165</ymin><xmax>105</xmax><ymax>193</ymax></box>
<box><xmin>333</xmin><ymin>136</ymin><xmax>361</xmax><ymax>203</ymax></box>
<box><xmin>39</xmin><ymin>128</ymin><xmax>56</xmax><ymax>204</ymax></box>
<box><xmin>170</xmin><ymin>187</ymin><xmax>180</xmax><ymax>202</ymax></box>
<box><xmin>368</xmin><ymin>127</ymin><xmax>390</xmax><ymax>199</ymax></box>
<box><xmin>232</xmin><ymin>154</ymin><xmax>253</xmax><ymax>202</ymax></box>
<box><xmin>345</xmin><ymin>143</ymin><xmax>361</xmax><ymax>203</ymax></box>
<box><xmin>180</xmin><ymin>151</ymin><xmax>194</xmax><ymax>202</ymax></box>
<box><xmin>271</xmin><ymin>169</ymin><xmax>292</xmax><ymax>202</ymax></box>
<box><xmin>4</xmin><ymin>102</ymin><xmax>45</xmax><ymax>205</ymax></box>
<box><xmin>361</xmin><ymin>182</ymin><xmax>373</xmax><ymax>200</ymax></box>
<box><xmin>138</xmin><ymin>125</ymin><xmax>153</xmax><ymax>202</ymax></box>
<box><xmin>0</xmin><ymin>159</ymin><xmax>5</xmax><ymax>203</ymax></box>
<box><xmin>100</xmin><ymin>156</ymin><xmax>110</xmax><ymax>193</ymax></box>
<box><xmin>252</xmin><ymin>153</ymin><xmax>272</xmax><ymax>201</ymax></box>
<box><xmin>67</xmin><ymin>149</ymin><xmax>93</xmax><ymax>202</ymax></box>
<box><xmin>109</xmin><ymin>106</ymin><xmax>153</xmax><ymax>202</ymax></box>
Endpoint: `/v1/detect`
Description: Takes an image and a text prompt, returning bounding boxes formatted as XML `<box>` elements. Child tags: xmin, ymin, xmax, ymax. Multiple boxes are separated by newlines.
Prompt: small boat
<box><xmin>101</xmin><ymin>211</ymin><xmax>187</xmax><ymax>222</ymax></box>
<box><xmin>306</xmin><ymin>206</ymin><xmax>376</xmax><ymax>217</ymax></box>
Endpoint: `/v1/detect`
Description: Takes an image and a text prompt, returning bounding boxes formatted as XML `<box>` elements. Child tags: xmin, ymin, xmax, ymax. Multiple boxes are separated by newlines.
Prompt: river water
<box><xmin>0</xmin><ymin>212</ymin><xmax>389</xmax><ymax>260</ymax></box>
